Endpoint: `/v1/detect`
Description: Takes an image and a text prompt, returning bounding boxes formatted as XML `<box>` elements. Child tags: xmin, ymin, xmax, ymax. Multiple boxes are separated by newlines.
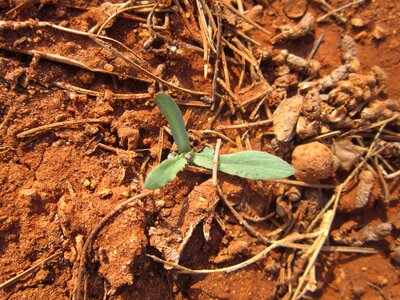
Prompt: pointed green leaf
<box><xmin>191</xmin><ymin>150</ymin><xmax>295</xmax><ymax>180</ymax></box>
<box><xmin>144</xmin><ymin>154</ymin><xmax>188</xmax><ymax>189</ymax></box>
<box><xmin>155</xmin><ymin>93</ymin><xmax>192</xmax><ymax>153</ymax></box>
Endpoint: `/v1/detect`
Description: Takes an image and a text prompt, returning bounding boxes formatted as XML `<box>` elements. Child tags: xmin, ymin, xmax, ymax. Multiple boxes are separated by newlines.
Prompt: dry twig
<box><xmin>0</xmin><ymin>106</ymin><xmax>15</xmax><ymax>136</ymax></box>
<box><xmin>221</xmin><ymin>1</ymin><xmax>272</xmax><ymax>36</ymax></box>
<box><xmin>212</xmin><ymin>139</ymin><xmax>222</xmax><ymax>186</ymax></box>
<box><xmin>0</xmin><ymin>251</ymin><xmax>62</xmax><ymax>289</ymax></box>
<box><xmin>17</xmin><ymin>119</ymin><xmax>108</xmax><ymax>139</ymax></box>
<box><xmin>217</xmin><ymin>78</ymin><xmax>245</xmax><ymax>112</ymax></box>
<box><xmin>313</xmin><ymin>0</ymin><xmax>347</xmax><ymax>23</ymax></box>
<box><xmin>317</xmin><ymin>0</ymin><xmax>368</xmax><ymax>23</ymax></box>
<box><xmin>217</xmin><ymin>120</ymin><xmax>272</xmax><ymax>130</ymax></box>
<box><xmin>53</xmin><ymin>82</ymin><xmax>150</xmax><ymax>100</ymax></box>
<box><xmin>148</xmin><ymin>231</ymin><xmax>323</xmax><ymax>274</ymax></box>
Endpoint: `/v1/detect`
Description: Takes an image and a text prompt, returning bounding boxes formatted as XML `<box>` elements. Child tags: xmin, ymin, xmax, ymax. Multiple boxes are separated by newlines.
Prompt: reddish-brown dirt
<box><xmin>0</xmin><ymin>0</ymin><xmax>399</xmax><ymax>299</ymax></box>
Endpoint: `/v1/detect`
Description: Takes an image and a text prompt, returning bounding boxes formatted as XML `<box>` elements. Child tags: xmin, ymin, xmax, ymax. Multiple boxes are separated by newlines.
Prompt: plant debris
<box><xmin>272</xmin><ymin>12</ymin><xmax>315</xmax><ymax>43</ymax></box>
<box><xmin>332</xmin><ymin>222</ymin><xmax>393</xmax><ymax>246</ymax></box>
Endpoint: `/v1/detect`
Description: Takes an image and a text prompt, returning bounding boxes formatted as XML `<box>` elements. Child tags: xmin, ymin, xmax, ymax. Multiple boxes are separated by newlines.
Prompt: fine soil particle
<box><xmin>0</xmin><ymin>1</ymin><xmax>400</xmax><ymax>300</ymax></box>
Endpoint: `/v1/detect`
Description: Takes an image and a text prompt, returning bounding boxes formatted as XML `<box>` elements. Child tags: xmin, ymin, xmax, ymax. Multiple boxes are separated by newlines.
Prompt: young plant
<box><xmin>144</xmin><ymin>93</ymin><xmax>295</xmax><ymax>189</ymax></box>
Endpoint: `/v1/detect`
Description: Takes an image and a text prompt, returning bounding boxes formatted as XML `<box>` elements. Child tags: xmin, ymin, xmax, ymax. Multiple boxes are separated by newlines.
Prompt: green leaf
<box><xmin>200</xmin><ymin>147</ymin><xmax>214</xmax><ymax>155</ymax></box>
<box><xmin>155</xmin><ymin>93</ymin><xmax>192</xmax><ymax>153</ymax></box>
<box><xmin>144</xmin><ymin>154</ymin><xmax>188</xmax><ymax>189</ymax></box>
<box><xmin>191</xmin><ymin>150</ymin><xmax>295</xmax><ymax>180</ymax></box>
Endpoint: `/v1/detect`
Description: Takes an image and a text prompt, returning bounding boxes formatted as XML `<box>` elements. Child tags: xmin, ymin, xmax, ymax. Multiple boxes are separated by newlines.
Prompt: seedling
<box><xmin>144</xmin><ymin>93</ymin><xmax>295</xmax><ymax>189</ymax></box>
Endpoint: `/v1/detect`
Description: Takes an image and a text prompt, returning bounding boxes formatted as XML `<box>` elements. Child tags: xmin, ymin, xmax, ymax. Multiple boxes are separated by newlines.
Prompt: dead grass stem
<box><xmin>17</xmin><ymin>118</ymin><xmax>108</xmax><ymax>139</ymax></box>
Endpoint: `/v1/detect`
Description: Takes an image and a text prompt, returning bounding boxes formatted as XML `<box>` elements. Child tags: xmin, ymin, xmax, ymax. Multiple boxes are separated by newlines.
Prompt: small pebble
<box><xmin>76</xmin><ymin>70</ymin><xmax>94</xmax><ymax>85</ymax></box>
<box><xmin>104</xmin><ymin>63</ymin><xmax>114</xmax><ymax>72</ymax></box>
<box><xmin>35</xmin><ymin>268</ymin><xmax>50</xmax><ymax>283</ymax></box>
<box><xmin>155</xmin><ymin>200</ymin><xmax>165</xmax><ymax>209</ymax></box>
<box><xmin>372</xmin><ymin>25</ymin><xmax>387</xmax><ymax>40</ymax></box>
<box><xmin>354</xmin><ymin>30</ymin><xmax>368</xmax><ymax>41</ymax></box>
<box><xmin>351</xmin><ymin>17</ymin><xmax>365</xmax><ymax>27</ymax></box>
<box><xmin>351</xmin><ymin>284</ymin><xmax>365</xmax><ymax>298</ymax></box>
<box><xmin>390</xmin><ymin>246</ymin><xmax>400</xmax><ymax>263</ymax></box>
<box><xmin>98</xmin><ymin>188</ymin><xmax>112</xmax><ymax>199</ymax></box>
<box><xmin>19</xmin><ymin>188</ymin><xmax>39</xmax><ymax>200</ymax></box>
<box><xmin>374</xmin><ymin>275</ymin><xmax>388</xmax><ymax>287</ymax></box>
<box><xmin>276</xmin><ymin>199</ymin><xmax>291</xmax><ymax>218</ymax></box>
<box><xmin>121</xmin><ymin>190</ymin><xmax>130</xmax><ymax>198</ymax></box>
<box><xmin>285</xmin><ymin>186</ymin><xmax>302</xmax><ymax>202</ymax></box>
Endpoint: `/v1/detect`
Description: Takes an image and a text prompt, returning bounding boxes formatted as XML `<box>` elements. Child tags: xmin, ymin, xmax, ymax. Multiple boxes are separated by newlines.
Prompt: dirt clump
<box><xmin>291</xmin><ymin>141</ymin><xmax>339</xmax><ymax>182</ymax></box>
<box><xmin>149</xmin><ymin>179</ymin><xmax>220</xmax><ymax>264</ymax></box>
